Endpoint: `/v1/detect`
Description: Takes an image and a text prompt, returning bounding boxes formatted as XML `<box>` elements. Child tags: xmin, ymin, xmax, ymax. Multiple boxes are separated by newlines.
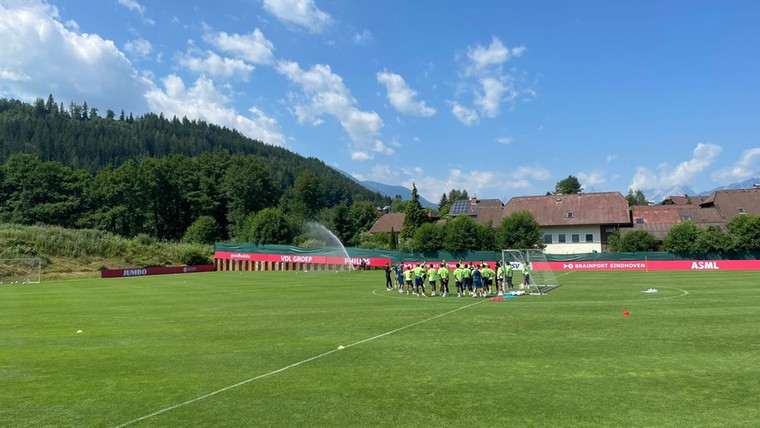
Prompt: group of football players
<box><xmin>384</xmin><ymin>260</ymin><xmax>529</xmax><ymax>298</ymax></box>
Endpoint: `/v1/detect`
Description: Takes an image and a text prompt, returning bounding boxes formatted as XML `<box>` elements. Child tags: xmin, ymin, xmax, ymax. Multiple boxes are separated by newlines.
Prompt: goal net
<box><xmin>501</xmin><ymin>249</ymin><xmax>559</xmax><ymax>295</ymax></box>
<box><xmin>0</xmin><ymin>258</ymin><xmax>41</xmax><ymax>284</ymax></box>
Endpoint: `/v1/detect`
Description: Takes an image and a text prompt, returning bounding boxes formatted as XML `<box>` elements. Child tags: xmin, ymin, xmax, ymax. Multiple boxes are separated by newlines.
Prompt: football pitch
<box><xmin>1</xmin><ymin>269</ymin><xmax>759</xmax><ymax>427</ymax></box>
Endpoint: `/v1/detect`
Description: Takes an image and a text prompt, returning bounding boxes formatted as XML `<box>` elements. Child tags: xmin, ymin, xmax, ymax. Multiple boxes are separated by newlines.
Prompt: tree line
<box><xmin>608</xmin><ymin>217</ymin><xmax>760</xmax><ymax>253</ymax></box>
<box><xmin>0</xmin><ymin>151</ymin><xmax>389</xmax><ymax>246</ymax></box>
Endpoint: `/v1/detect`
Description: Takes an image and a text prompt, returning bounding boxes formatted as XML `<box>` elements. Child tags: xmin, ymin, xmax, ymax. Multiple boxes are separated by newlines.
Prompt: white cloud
<box><xmin>145</xmin><ymin>74</ymin><xmax>286</xmax><ymax>146</ymax></box>
<box><xmin>351</xmin><ymin>163</ymin><xmax>394</xmax><ymax>182</ymax></box>
<box><xmin>117</xmin><ymin>0</ymin><xmax>145</xmax><ymax>15</ymax></box>
<box><xmin>205</xmin><ymin>28</ymin><xmax>274</xmax><ymax>65</ymax></box>
<box><xmin>629</xmin><ymin>143</ymin><xmax>723</xmax><ymax>190</ymax></box>
<box><xmin>497</xmin><ymin>137</ymin><xmax>512</xmax><ymax>144</ymax></box>
<box><xmin>513</xmin><ymin>166</ymin><xmax>551</xmax><ymax>181</ymax></box>
<box><xmin>0</xmin><ymin>68</ymin><xmax>30</xmax><ymax>81</ymax></box>
<box><xmin>262</xmin><ymin>0</ymin><xmax>331</xmax><ymax>33</ymax></box>
<box><xmin>64</xmin><ymin>19</ymin><xmax>78</xmax><ymax>31</ymax></box>
<box><xmin>467</xmin><ymin>36</ymin><xmax>510</xmax><ymax>71</ymax></box>
<box><xmin>577</xmin><ymin>170</ymin><xmax>606</xmax><ymax>187</ymax></box>
<box><xmin>452</xmin><ymin>36</ymin><xmax>532</xmax><ymax>124</ymax></box>
<box><xmin>178</xmin><ymin>50</ymin><xmax>254</xmax><ymax>80</ymax></box>
<box><xmin>370</xmin><ymin>164</ymin><xmax>392</xmax><ymax>180</ymax></box>
<box><xmin>353</xmin><ymin>159</ymin><xmax>552</xmax><ymax>202</ymax></box>
<box><xmin>352</xmin><ymin>29</ymin><xmax>373</xmax><ymax>45</ymax></box>
<box><xmin>0</xmin><ymin>2</ymin><xmax>151</xmax><ymax>113</ymax></box>
<box><xmin>276</xmin><ymin>60</ymin><xmax>384</xmax><ymax>157</ymax></box>
<box><xmin>371</xmin><ymin>139</ymin><xmax>394</xmax><ymax>155</ymax></box>
<box><xmin>393</xmin><ymin>165</ymin><xmax>549</xmax><ymax>203</ymax></box>
<box><xmin>116</xmin><ymin>0</ymin><xmax>154</xmax><ymax>25</ymax></box>
<box><xmin>376</xmin><ymin>70</ymin><xmax>436</xmax><ymax>117</ymax></box>
<box><xmin>350</xmin><ymin>151</ymin><xmax>372</xmax><ymax>161</ymax></box>
<box><xmin>606</xmin><ymin>154</ymin><xmax>617</xmax><ymax>162</ymax></box>
<box><xmin>511</xmin><ymin>46</ymin><xmax>527</xmax><ymax>57</ymax></box>
<box><xmin>474</xmin><ymin>76</ymin><xmax>506</xmax><ymax>118</ymax></box>
<box><xmin>124</xmin><ymin>38</ymin><xmax>152</xmax><ymax>60</ymax></box>
<box><xmin>712</xmin><ymin>147</ymin><xmax>760</xmax><ymax>181</ymax></box>
<box><xmin>450</xmin><ymin>101</ymin><xmax>478</xmax><ymax>126</ymax></box>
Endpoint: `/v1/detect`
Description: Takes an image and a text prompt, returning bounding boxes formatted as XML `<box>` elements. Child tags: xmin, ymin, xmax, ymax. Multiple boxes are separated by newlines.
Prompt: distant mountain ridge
<box><xmin>703</xmin><ymin>177</ymin><xmax>760</xmax><ymax>193</ymax></box>
<box><xmin>330</xmin><ymin>167</ymin><xmax>437</xmax><ymax>208</ymax></box>
<box><xmin>360</xmin><ymin>181</ymin><xmax>437</xmax><ymax>209</ymax></box>
<box><xmin>642</xmin><ymin>177</ymin><xmax>759</xmax><ymax>203</ymax></box>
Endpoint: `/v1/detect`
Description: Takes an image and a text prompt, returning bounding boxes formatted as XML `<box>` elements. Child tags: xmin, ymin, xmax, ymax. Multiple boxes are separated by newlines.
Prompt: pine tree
<box><xmin>438</xmin><ymin>193</ymin><xmax>449</xmax><ymax>211</ymax></box>
<box><xmin>388</xmin><ymin>227</ymin><xmax>397</xmax><ymax>249</ymax></box>
<box><xmin>401</xmin><ymin>183</ymin><xmax>427</xmax><ymax>239</ymax></box>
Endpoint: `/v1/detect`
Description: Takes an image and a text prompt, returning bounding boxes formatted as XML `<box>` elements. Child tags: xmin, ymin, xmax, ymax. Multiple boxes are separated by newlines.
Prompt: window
<box><xmin>585</xmin><ymin>233</ymin><xmax>594</xmax><ymax>242</ymax></box>
<box><xmin>738</xmin><ymin>207</ymin><xmax>746</xmax><ymax>214</ymax></box>
<box><xmin>571</xmin><ymin>234</ymin><xmax>580</xmax><ymax>243</ymax></box>
<box><xmin>567</xmin><ymin>211</ymin><xmax>574</xmax><ymax>219</ymax></box>
<box><xmin>543</xmin><ymin>234</ymin><xmax>552</xmax><ymax>244</ymax></box>
<box><xmin>558</xmin><ymin>234</ymin><xmax>566</xmax><ymax>243</ymax></box>
<box><xmin>605</xmin><ymin>227</ymin><xmax>614</xmax><ymax>232</ymax></box>
<box><xmin>682</xmin><ymin>215</ymin><xmax>691</xmax><ymax>221</ymax></box>
<box><xmin>635</xmin><ymin>217</ymin><xmax>644</xmax><ymax>224</ymax></box>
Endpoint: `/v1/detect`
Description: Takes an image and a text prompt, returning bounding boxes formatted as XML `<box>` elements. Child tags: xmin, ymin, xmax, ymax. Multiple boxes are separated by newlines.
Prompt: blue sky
<box><xmin>1</xmin><ymin>0</ymin><xmax>759</xmax><ymax>203</ymax></box>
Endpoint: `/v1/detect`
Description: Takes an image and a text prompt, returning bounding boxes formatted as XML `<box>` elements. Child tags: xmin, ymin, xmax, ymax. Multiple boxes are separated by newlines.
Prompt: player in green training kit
<box><xmin>427</xmin><ymin>264</ymin><xmax>438</xmax><ymax>296</ymax></box>
<box><xmin>506</xmin><ymin>263</ymin><xmax>514</xmax><ymax>291</ymax></box>
<box><xmin>413</xmin><ymin>263</ymin><xmax>427</xmax><ymax>297</ymax></box>
<box><xmin>496</xmin><ymin>262</ymin><xmax>505</xmax><ymax>295</ymax></box>
<box><xmin>462</xmin><ymin>264</ymin><xmax>472</xmax><ymax>296</ymax></box>
<box><xmin>482</xmin><ymin>263</ymin><xmax>494</xmax><ymax>296</ymax></box>
<box><xmin>453</xmin><ymin>263</ymin><xmax>464</xmax><ymax>297</ymax></box>
<box><xmin>438</xmin><ymin>262</ymin><xmax>450</xmax><ymax>297</ymax></box>
<box><xmin>402</xmin><ymin>266</ymin><xmax>414</xmax><ymax>294</ymax></box>
<box><xmin>521</xmin><ymin>263</ymin><xmax>530</xmax><ymax>289</ymax></box>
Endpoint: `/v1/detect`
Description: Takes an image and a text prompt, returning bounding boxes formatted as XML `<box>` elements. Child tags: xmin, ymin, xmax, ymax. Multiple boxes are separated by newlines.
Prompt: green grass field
<box><xmin>1</xmin><ymin>269</ymin><xmax>759</xmax><ymax>427</ymax></box>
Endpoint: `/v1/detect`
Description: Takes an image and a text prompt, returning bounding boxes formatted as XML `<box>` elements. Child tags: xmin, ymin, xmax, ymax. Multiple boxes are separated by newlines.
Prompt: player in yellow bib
<box><xmin>402</xmin><ymin>266</ymin><xmax>414</xmax><ymax>294</ymax></box>
<box><xmin>427</xmin><ymin>265</ymin><xmax>438</xmax><ymax>296</ymax></box>
<box><xmin>496</xmin><ymin>262</ymin><xmax>505</xmax><ymax>295</ymax></box>
<box><xmin>453</xmin><ymin>263</ymin><xmax>464</xmax><ymax>297</ymax></box>
<box><xmin>438</xmin><ymin>263</ymin><xmax>450</xmax><ymax>296</ymax></box>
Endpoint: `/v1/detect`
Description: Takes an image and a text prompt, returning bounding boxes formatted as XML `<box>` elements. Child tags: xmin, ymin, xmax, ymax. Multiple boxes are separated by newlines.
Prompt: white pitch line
<box><xmin>114</xmin><ymin>299</ymin><xmax>486</xmax><ymax>427</ymax></box>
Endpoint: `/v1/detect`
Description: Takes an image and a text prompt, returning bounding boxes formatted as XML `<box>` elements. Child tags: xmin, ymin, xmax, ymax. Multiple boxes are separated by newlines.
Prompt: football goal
<box><xmin>501</xmin><ymin>249</ymin><xmax>560</xmax><ymax>295</ymax></box>
<box><xmin>0</xmin><ymin>258</ymin><xmax>42</xmax><ymax>284</ymax></box>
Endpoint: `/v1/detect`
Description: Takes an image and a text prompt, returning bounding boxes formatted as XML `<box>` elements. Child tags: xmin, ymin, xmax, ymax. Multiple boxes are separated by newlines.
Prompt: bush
<box><xmin>662</xmin><ymin>222</ymin><xmax>701</xmax><ymax>253</ymax></box>
<box><xmin>135</xmin><ymin>233</ymin><xmax>155</xmax><ymax>246</ymax></box>
<box><xmin>183</xmin><ymin>215</ymin><xmax>221</xmax><ymax>244</ymax></box>
<box><xmin>613</xmin><ymin>230</ymin><xmax>658</xmax><ymax>252</ymax></box>
<box><xmin>179</xmin><ymin>247</ymin><xmax>211</xmax><ymax>266</ymax></box>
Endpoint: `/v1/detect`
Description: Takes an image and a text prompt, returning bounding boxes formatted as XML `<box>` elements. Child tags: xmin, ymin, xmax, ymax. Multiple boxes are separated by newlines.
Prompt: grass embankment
<box><xmin>0</xmin><ymin>224</ymin><xmax>213</xmax><ymax>279</ymax></box>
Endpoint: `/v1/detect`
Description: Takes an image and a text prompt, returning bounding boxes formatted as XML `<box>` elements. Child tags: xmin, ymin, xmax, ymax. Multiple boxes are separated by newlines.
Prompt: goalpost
<box><xmin>501</xmin><ymin>249</ymin><xmax>560</xmax><ymax>295</ymax></box>
<box><xmin>0</xmin><ymin>258</ymin><xmax>42</xmax><ymax>284</ymax></box>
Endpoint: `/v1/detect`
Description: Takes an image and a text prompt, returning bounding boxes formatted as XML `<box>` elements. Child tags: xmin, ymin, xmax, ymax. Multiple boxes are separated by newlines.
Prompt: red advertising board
<box><xmin>214</xmin><ymin>252</ymin><xmax>392</xmax><ymax>267</ymax></box>
<box><xmin>538</xmin><ymin>260</ymin><xmax>760</xmax><ymax>271</ymax></box>
<box><xmin>101</xmin><ymin>265</ymin><xmax>215</xmax><ymax>278</ymax></box>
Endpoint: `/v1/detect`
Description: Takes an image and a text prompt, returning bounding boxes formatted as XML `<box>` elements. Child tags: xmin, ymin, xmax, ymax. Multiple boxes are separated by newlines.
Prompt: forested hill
<box><xmin>0</xmin><ymin>96</ymin><xmax>390</xmax><ymax>244</ymax></box>
<box><xmin>0</xmin><ymin>96</ymin><xmax>387</xmax><ymax>202</ymax></box>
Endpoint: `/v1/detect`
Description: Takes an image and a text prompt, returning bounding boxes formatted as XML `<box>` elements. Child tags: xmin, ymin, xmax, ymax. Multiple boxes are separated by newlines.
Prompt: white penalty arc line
<box><xmin>622</xmin><ymin>287</ymin><xmax>689</xmax><ymax>303</ymax></box>
<box><xmin>114</xmin><ymin>299</ymin><xmax>486</xmax><ymax>427</ymax></box>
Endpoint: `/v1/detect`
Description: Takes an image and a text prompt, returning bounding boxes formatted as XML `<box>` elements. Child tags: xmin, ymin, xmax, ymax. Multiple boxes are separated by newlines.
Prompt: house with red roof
<box><xmin>500</xmin><ymin>192</ymin><xmax>631</xmax><ymax>253</ymax></box>
<box><xmin>367</xmin><ymin>188</ymin><xmax>760</xmax><ymax>254</ymax></box>
<box><xmin>629</xmin><ymin>188</ymin><xmax>760</xmax><ymax>240</ymax></box>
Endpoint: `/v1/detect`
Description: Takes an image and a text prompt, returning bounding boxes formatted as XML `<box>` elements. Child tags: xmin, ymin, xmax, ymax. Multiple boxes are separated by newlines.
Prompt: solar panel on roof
<box><xmin>450</xmin><ymin>199</ymin><xmax>470</xmax><ymax>215</ymax></box>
